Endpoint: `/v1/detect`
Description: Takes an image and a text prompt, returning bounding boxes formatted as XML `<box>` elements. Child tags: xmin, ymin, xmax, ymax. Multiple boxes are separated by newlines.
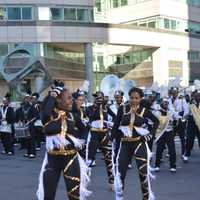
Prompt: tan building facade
<box><xmin>0</xmin><ymin>0</ymin><xmax>199</xmax><ymax>99</ymax></box>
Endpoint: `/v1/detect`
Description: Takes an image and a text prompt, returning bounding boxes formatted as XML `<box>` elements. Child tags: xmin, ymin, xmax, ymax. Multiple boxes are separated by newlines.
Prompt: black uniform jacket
<box><xmin>0</xmin><ymin>105</ymin><xmax>15</xmax><ymax>125</ymax></box>
<box><xmin>111</xmin><ymin>103</ymin><xmax>159</xmax><ymax>139</ymax></box>
<box><xmin>41</xmin><ymin>95</ymin><xmax>86</xmax><ymax>141</ymax></box>
<box><xmin>86</xmin><ymin>104</ymin><xmax>116</xmax><ymax>129</ymax></box>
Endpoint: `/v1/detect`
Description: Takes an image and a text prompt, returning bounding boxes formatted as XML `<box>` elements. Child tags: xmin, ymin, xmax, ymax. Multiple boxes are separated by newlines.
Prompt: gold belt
<box><xmin>48</xmin><ymin>149</ymin><xmax>77</xmax><ymax>156</ymax></box>
<box><xmin>91</xmin><ymin>128</ymin><xmax>108</xmax><ymax>133</ymax></box>
<box><xmin>121</xmin><ymin>137</ymin><xmax>141</xmax><ymax>142</ymax></box>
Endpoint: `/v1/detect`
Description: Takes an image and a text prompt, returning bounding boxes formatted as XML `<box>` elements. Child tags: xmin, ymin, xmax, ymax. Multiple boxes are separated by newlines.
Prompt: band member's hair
<box><xmin>4</xmin><ymin>92</ymin><xmax>11</xmax><ymax>102</ymax></box>
<box><xmin>41</xmin><ymin>88</ymin><xmax>68</xmax><ymax>111</ymax></box>
<box><xmin>128</xmin><ymin>87</ymin><xmax>144</xmax><ymax>98</ymax></box>
<box><xmin>72</xmin><ymin>89</ymin><xmax>85</xmax><ymax>100</ymax></box>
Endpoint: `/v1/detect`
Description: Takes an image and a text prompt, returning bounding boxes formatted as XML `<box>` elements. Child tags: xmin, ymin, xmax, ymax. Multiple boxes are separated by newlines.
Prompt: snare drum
<box><xmin>14</xmin><ymin>123</ymin><xmax>30</xmax><ymax>139</ymax></box>
<box><xmin>0</xmin><ymin>120</ymin><xmax>12</xmax><ymax>133</ymax></box>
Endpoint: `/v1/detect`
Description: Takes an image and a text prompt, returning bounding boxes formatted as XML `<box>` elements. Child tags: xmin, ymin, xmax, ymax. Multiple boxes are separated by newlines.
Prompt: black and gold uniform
<box><xmin>37</xmin><ymin>95</ymin><xmax>91</xmax><ymax>200</ymax></box>
<box><xmin>86</xmin><ymin>92</ymin><xmax>116</xmax><ymax>188</ymax></box>
<box><xmin>72</xmin><ymin>101</ymin><xmax>89</xmax><ymax>140</ymax></box>
<box><xmin>112</xmin><ymin>103</ymin><xmax>159</xmax><ymax>200</ymax></box>
<box><xmin>72</xmin><ymin>102</ymin><xmax>89</xmax><ymax>159</ymax></box>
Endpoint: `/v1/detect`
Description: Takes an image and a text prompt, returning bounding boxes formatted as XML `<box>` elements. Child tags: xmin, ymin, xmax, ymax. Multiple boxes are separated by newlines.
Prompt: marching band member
<box><xmin>16</xmin><ymin>94</ymin><xmax>38</xmax><ymax>158</ymax></box>
<box><xmin>184</xmin><ymin>90</ymin><xmax>200</xmax><ymax>162</ymax></box>
<box><xmin>72</xmin><ymin>90</ymin><xmax>89</xmax><ymax>159</ymax></box>
<box><xmin>110</xmin><ymin>90</ymin><xmax>124</xmax><ymax>164</ymax></box>
<box><xmin>15</xmin><ymin>95</ymin><xmax>32</xmax><ymax>152</ymax></box>
<box><xmin>112</xmin><ymin>87</ymin><xmax>159</xmax><ymax>200</ymax></box>
<box><xmin>23</xmin><ymin>93</ymin><xmax>41</xmax><ymax>158</ymax></box>
<box><xmin>110</xmin><ymin>90</ymin><xmax>124</xmax><ymax>115</ymax></box>
<box><xmin>86</xmin><ymin>91</ymin><xmax>116</xmax><ymax>190</ymax></box>
<box><xmin>146</xmin><ymin>91</ymin><xmax>161</xmax><ymax>151</ymax></box>
<box><xmin>72</xmin><ymin>90</ymin><xmax>89</xmax><ymax>140</ymax></box>
<box><xmin>154</xmin><ymin>97</ymin><xmax>177</xmax><ymax>173</ymax></box>
<box><xmin>31</xmin><ymin>93</ymin><xmax>43</xmax><ymax>151</ymax></box>
<box><xmin>168</xmin><ymin>87</ymin><xmax>189</xmax><ymax>160</ymax></box>
<box><xmin>0</xmin><ymin>93</ymin><xmax>15</xmax><ymax>155</ymax></box>
<box><xmin>37</xmin><ymin>81</ymin><xmax>91</xmax><ymax>200</ymax></box>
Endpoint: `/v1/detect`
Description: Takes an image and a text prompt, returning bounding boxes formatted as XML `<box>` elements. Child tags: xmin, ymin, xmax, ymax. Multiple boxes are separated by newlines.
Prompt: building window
<box><xmin>164</xmin><ymin>18</ymin><xmax>170</xmax><ymax>29</ymax></box>
<box><xmin>22</xmin><ymin>7</ymin><xmax>32</xmax><ymax>20</ymax></box>
<box><xmin>124</xmin><ymin>54</ymin><xmax>131</xmax><ymax>64</ymax></box>
<box><xmin>189</xmin><ymin>22</ymin><xmax>200</xmax><ymax>33</ymax></box>
<box><xmin>8</xmin><ymin>7</ymin><xmax>21</xmax><ymax>20</ymax></box>
<box><xmin>177</xmin><ymin>0</ymin><xmax>200</xmax><ymax>7</ymax></box>
<box><xmin>110</xmin><ymin>49</ymin><xmax>153</xmax><ymax>66</ymax></box>
<box><xmin>64</xmin><ymin>8</ymin><xmax>76</xmax><ymax>21</ymax></box>
<box><xmin>111</xmin><ymin>0</ymin><xmax>128</xmax><ymax>8</ymax></box>
<box><xmin>0</xmin><ymin>44</ymin><xmax>8</xmax><ymax>56</ymax></box>
<box><xmin>121</xmin><ymin>0</ymin><xmax>128</xmax><ymax>6</ymax></box>
<box><xmin>188</xmin><ymin>51</ymin><xmax>200</xmax><ymax>62</ymax></box>
<box><xmin>130</xmin><ymin>15</ymin><xmax>200</xmax><ymax>34</ymax></box>
<box><xmin>95</xmin><ymin>0</ymin><xmax>102</xmax><ymax>12</ymax></box>
<box><xmin>77</xmin><ymin>9</ymin><xmax>89</xmax><ymax>21</ymax></box>
<box><xmin>171</xmin><ymin>20</ymin><xmax>177</xmax><ymax>30</ymax></box>
<box><xmin>148</xmin><ymin>21</ymin><xmax>156</xmax><ymax>28</ymax></box>
<box><xmin>0</xmin><ymin>7</ymin><xmax>7</xmax><ymax>20</ymax></box>
<box><xmin>51</xmin><ymin>8</ymin><xmax>64</xmax><ymax>20</ymax></box>
<box><xmin>97</xmin><ymin>55</ymin><xmax>104</xmax><ymax>71</ymax></box>
<box><xmin>113</xmin><ymin>0</ymin><xmax>119</xmax><ymax>8</ymax></box>
<box><xmin>139</xmin><ymin>22</ymin><xmax>147</xmax><ymax>27</ymax></box>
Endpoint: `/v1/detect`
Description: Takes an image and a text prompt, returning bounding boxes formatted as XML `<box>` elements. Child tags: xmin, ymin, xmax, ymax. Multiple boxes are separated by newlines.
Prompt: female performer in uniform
<box><xmin>112</xmin><ymin>87</ymin><xmax>159</xmax><ymax>200</ymax></box>
<box><xmin>36</xmin><ymin>81</ymin><xmax>91</xmax><ymax>200</ymax></box>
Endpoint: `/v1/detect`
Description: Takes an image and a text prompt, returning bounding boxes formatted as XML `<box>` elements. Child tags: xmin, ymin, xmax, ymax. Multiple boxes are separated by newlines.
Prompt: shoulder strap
<box><xmin>1</xmin><ymin>106</ymin><xmax>9</xmax><ymax>119</ymax></box>
<box><xmin>138</xmin><ymin>108</ymin><xmax>146</xmax><ymax>117</ymax></box>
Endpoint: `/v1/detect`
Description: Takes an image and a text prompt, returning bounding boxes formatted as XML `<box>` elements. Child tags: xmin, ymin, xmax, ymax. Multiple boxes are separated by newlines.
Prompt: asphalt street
<box><xmin>0</xmin><ymin>141</ymin><xmax>199</xmax><ymax>200</ymax></box>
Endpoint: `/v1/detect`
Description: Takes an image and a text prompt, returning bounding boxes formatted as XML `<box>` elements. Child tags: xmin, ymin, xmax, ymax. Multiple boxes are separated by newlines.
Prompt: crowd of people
<box><xmin>0</xmin><ymin>92</ymin><xmax>43</xmax><ymax>158</ymax></box>
<box><xmin>0</xmin><ymin>79</ymin><xmax>200</xmax><ymax>200</ymax></box>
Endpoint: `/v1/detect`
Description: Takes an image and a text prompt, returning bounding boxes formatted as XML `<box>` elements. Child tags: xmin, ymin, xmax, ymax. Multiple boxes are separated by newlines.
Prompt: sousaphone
<box><xmin>190</xmin><ymin>104</ymin><xmax>200</xmax><ymax>132</ymax></box>
<box><xmin>100</xmin><ymin>74</ymin><xmax>120</xmax><ymax>100</ymax></box>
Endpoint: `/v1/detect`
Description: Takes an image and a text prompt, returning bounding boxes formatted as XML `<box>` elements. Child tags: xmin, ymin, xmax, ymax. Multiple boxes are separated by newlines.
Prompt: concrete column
<box><xmin>152</xmin><ymin>47</ymin><xmax>169</xmax><ymax>85</ymax></box>
<box><xmin>182</xmin><ymin>50</ymin><xmax>189</xmax><ymax>86</ymax></box>
<box><xmin>35</xmin><ymin>43</ymin><xmax>44</xmax><ymax>57</ymax></box>
<box><xmin>40</xmin><ymin>43</ymin><xmax>45</xmax><ymax>57</ymax></box>
<box><xmin>35</xmin><ymin>75</ymin><xmax>44</xmax><ymax>93</ymax></box>
<box><xmin>84</xmin><ymin>43</ymin><xmax>94</xmax><ymax>102</ymax></box>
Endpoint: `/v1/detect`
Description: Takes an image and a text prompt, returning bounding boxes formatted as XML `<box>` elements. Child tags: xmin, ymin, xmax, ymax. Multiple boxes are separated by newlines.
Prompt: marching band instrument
<box><xmin>120</xmin><ymin>79</ymin><xmax>136</xmax><ymax>101</ymax></box>
<box><xmin>0</xmin><ymin>106</ymin><xmax>12</xmax><ymax>133</ymax></box>
<box><xmin>100</xmin><ymin>74</ymin><xmax>120</xmax><ymax>100</ymax></box>
<box><xmin>100</xmin><ymin>74</ymin><xmax>136</xmax><ymax>101</ymax></box>
<box><xmin>155</xmin><ymin>115</ymin><xmax>171</xmax><ymax>143</ymax></box>
<box><xmin>14</xmin><ymin>117</ymin><xmax>36</xmax><ymax>139</ymax></box>
<box><xmin>14</xmin><ymin>122</ymin><xmax>30</xmax><ymax>139</ymax></box>
<box><xmin>0</xmin><ymin>120</ymin><xmax>12</xmax><ymax>133</ymax></box>
<box><xmin>190</xmin><ymin>104</ymin><xmax>200</xmax><ymax>132</ymax></box>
